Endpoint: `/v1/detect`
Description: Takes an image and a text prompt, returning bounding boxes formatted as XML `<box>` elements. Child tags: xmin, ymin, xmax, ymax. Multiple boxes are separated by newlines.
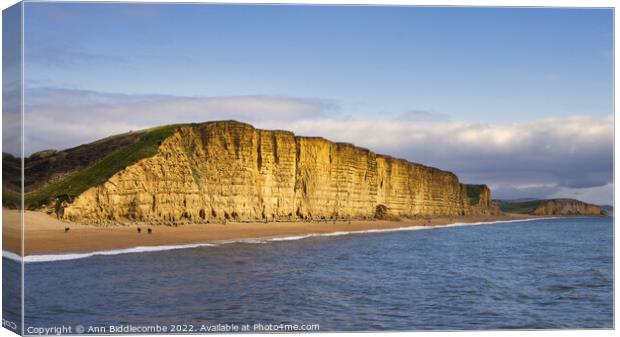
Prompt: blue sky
<box><xmin>24</xmin><ymin>3</ymin><xmax>612</xmax><ymax>122</ymax></box>
<box><xmin>16</xmin><ymin>3</ymin><xmax>614</xmax><ymax>204</ymax></box>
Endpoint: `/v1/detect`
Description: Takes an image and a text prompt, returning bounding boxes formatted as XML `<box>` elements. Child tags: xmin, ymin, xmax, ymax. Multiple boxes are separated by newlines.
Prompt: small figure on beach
<box><xmin>147</xmin><ymin>228</ymin><xmax>152</xmax><ymax>234</ymax></box>
<box><xmin>64</xmin><ymin>227</ymin><xmax>70</xmax><ymax>233</ymax></box>
<box><xmin>137</xmin><ymin>227</ymin><xmax>141</xmax><ymax>233</ymax></box>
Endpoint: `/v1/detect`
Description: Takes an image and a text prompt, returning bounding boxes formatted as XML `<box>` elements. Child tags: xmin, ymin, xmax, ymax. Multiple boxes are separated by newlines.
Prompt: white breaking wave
<box><xmin>3</xmin><ymin>217</ymin><xmax>559</xmax><ymax>264</ymax></box>
<box><xmin>2</xmin><ymin>250</ymin><xmax>23</xmax><ymax>262</ymax></box>
<box><xmin>3</xmin><ymin>243</ymin><xmax>218</xmax><ymax>264</ymax></box>
<box><xmin>268</xmin><ymin>235</ymin><xmax>313</xmax><ymax>241</ymax></box>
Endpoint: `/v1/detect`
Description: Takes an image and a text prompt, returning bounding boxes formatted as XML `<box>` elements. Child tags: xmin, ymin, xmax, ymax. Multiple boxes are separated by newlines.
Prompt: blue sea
<box><xmin>3</xmin><ymin>217</ymin><xmax>614</xmax><ymax>333</ymax></box>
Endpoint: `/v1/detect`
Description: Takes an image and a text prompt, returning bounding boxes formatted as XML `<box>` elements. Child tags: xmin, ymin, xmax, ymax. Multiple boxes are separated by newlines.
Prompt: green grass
<box><xmin>497</xmin><ymin>200</ymin><xmax>545</xmax><ymax>214</ymax></box>
<box><xmin>24</xmin><ymin>124</ymin><xmax>184</xmax><ymax>209</ymax></box>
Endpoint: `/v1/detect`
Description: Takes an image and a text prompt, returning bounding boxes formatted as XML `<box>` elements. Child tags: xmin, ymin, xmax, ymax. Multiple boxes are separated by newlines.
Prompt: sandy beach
<box><xmin>1</xmin><ymin>209</ymin><xmax>540</xmax><ymax>256</ymax></box>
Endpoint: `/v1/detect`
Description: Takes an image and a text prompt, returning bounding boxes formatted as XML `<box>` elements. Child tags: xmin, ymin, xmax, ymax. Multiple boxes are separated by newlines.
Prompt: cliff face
<box><xmin>530</xmin><ymin>199</ymin><xmax>606</xmax><ymax>216</ymax></box>
<box><xmin>60</xmin><ymin>121</ymin><xmax>500</xmax><ymax>223</ymax></box>
<box><xmin>465</xmin><ymin>184</ymin><xmax>501</xmax><ymax>216</ymax></box>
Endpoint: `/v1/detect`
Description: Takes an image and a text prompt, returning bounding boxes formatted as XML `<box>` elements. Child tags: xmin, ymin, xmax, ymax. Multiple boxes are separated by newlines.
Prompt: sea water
<box><xmin>3</xmin><ymin>217</ymin><xmax>613</xmax><ymax>332</ymax></box>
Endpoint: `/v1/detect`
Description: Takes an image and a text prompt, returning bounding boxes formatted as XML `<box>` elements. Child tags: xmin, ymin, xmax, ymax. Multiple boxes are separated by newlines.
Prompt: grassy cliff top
<box><xmin>20</xmin><ymin>124</ymin><xmax>183</xmax><ymax>209</ymax></box>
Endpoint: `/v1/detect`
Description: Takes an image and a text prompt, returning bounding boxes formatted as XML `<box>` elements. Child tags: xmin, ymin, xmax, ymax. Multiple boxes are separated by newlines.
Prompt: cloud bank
<box><xmin>20</xmin><ymin>87</ymin><xmax>613</xmax><ymax>205</ymax></box>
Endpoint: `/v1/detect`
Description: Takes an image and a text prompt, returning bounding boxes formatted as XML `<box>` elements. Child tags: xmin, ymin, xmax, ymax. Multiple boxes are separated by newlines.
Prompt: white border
<box><xmin>0</xmin><ymin>1</ymin><xmax>616</xmax><ymax>337</ymax></box>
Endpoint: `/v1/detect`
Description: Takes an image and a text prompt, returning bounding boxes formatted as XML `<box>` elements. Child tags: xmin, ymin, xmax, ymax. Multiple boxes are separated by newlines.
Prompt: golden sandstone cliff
<box><xmin>60</xmin><ymin>121</ymin><xmax>500</xmax><ymax>224</ymax></box>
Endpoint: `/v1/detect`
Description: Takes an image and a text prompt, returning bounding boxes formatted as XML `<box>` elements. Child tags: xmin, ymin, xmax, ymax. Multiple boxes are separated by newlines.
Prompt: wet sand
<box><xmin>3</xmin><ymin>209</ymin><xmax>536</xmax><ymax>255</ymax></box>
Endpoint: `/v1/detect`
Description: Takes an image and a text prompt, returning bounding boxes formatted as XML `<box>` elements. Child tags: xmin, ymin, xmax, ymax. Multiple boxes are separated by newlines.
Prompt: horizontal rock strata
<box><xmin>60</xmin><ymin>121</ymin><xmax>500</xmax><ymax>223</ymax></box>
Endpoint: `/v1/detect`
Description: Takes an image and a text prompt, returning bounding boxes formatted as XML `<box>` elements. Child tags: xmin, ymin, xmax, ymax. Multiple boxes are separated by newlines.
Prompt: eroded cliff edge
<box><xmin>59</xmin><ymin>121</ymin><xmax>501</xmax><ymax>224</ymax></box>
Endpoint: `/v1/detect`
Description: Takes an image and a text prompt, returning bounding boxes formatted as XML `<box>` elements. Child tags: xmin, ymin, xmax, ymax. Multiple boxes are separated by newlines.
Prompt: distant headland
<box><xmin>496</xmin><ymin>198</ymin><xmax>607</xmax><ymax>216</ymax></box>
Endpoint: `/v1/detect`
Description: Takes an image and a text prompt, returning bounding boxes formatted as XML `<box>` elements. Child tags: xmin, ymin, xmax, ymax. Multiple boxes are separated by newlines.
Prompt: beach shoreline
<box><xmin>1</xmin><ymin>209</ymin><xmax>548</xmax><ymax>256</ymax></box>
